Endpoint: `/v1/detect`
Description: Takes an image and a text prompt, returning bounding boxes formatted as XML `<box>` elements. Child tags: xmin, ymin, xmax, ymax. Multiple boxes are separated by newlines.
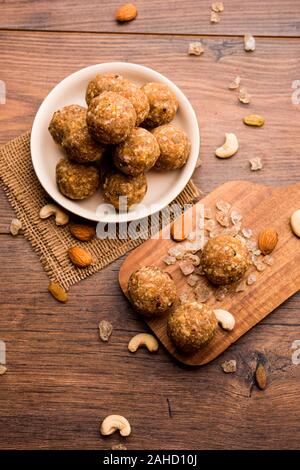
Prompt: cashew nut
<box><xmin>128</xmin><ymin>333</ymin><xmax>159</xmax><ymax>353</ymax></box>
<box><xmin>214</xmin><ymin>309</ymin><xmax>235</xmax><ymax>331</ymax></box>
<box><xmin>215</xmin><ymin>133</ymin><xmax>239</xmax><ymax>159</ymax></box>
<box><xmin>100</xmin><ymin>415</ymin><xmax>131</xmax><ymax>437</ymax></box>
<box><xmin>39</xmin><ymin>204</ymin><xmax>69</xmax><ymax>226</ymax></box>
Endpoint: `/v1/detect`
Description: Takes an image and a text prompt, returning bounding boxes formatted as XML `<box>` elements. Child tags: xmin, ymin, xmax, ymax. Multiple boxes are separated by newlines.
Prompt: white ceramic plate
<box><xmin>31</xmin><ymin>62</ymin><xmax>200</xmax><ymax>223</ymax></box>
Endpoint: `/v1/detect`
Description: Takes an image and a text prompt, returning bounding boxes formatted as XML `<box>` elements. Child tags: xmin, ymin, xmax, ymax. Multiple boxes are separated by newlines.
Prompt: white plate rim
<box><xmin>30</xmin><ymin>62</ymin><xmax>200</xmax><ymax>223</ymax></box>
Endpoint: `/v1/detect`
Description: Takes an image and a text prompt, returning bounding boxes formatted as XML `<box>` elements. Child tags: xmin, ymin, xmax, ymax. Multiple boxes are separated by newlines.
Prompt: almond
<box><xmin>243</xmin><ymin>114</ymin><xmax>265</xmax><ymax>127</ymax></box>
<box><xmin>68</xmin><ymin>246</ymin><xmax>92</xmax><ymax>268</ymax></box>
<box><xmin>115</xmin><ymin>3</ymin><xmax>137</xmax><ymax>22</ymax></box>
<box><xmin>258</xmin><ymin>228</ymin><xmax>278</xmax><ymax>255</ymax></box>
<box><xmin>255</xmin><ymin>363</ymin><xmax>267</xmax><ymax>390</ymax></box>
<box><xmin>70</xmin><ymin>224</ymin><xmax>96</xmax><ymax>242</ymax></box>
<box><xmin>48</xmin><ymin>282</ymin><xmax>68</xmax><ymax>303</ymax></box>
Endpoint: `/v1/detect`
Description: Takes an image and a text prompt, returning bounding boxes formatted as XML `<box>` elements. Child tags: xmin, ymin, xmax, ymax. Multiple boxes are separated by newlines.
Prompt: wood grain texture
<box><xmin>1</xmin><ymin>0</ymin><xmax>300</xmax><ymax>37</ymax></box>
<box><xmin>0</xmin><ymin>31</ymin><xmax>300</xmax><ymax>194</ymax></box>
<box><xmin>0</xmin><ymin>25</ymin><xmax>300</xmax><ymax>449</ymax></box>
<box><xmin>119</xmin><ymin>181</ymin><xmax>300</xmax><ymax>364</ymax></box>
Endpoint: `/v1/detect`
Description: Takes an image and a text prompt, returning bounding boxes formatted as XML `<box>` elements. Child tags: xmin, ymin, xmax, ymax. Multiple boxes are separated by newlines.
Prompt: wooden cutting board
<box><xmin>119</xmin><ymin>181</ymin><xmax>300</xmax><ymax>365</ymax></box>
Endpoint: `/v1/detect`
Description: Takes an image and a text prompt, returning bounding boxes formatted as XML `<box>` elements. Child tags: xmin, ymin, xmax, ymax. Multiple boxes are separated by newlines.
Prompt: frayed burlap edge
<box><xmin>0</xmin><ymin>132</ymin><xmax>202</xmax><ymax>290</ymax></box>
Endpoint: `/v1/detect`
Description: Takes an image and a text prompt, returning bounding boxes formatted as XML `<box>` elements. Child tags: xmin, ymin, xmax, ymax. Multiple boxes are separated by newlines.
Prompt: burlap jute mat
<box><xmin>0</xmin><ymin>132</ymin><xmax>201</xmax><ymax>290</ymax></box>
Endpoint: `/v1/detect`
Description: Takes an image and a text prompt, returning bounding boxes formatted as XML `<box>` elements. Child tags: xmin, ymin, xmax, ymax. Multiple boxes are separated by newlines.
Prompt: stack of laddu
<box><xmin>49</xmin><ymin>72</ymin><xmax>191</xmax><ymax>210</ymax></box>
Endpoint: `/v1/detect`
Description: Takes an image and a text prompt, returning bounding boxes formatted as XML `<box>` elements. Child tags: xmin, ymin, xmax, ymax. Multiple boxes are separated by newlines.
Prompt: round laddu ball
<box><xmin>141</xmin><ymin>82</ymin><xmax>178</xmax><ymax>128</ymax></box>
<box><xmin>113</xmin><ymin>127</ymin><xmax>160</xmax><ymax>176</ymax></box>
<box><xmin>49</xmin><ymin>105</ymin><xmax>105</xmax><ymax>163</ymax></box>
<box><xmin>102</xmin><ymin>170</ymin><xmax>147</xmax><ymax>210</ymax></box>
<box><xmin>167</xmin><ymin>302</ymin><xmax>217</xmax><ymax>353</ymax></box>
<box><xmin>86</xmin><ymin>91</ymin><xmax>136</xmax><ymax>145</ymax></box>
<box><xmin>201</xmin><ymin>235</ymin><xmax>250</xmax><ymax>285</ymax></box>
<box><xmin>86</xmin><ymin>74</ymin><xmax>149</xmax><ymax>125</ymax></box>
<box><xmin>56</xmin><ymin>159</ymin><xmax>100</xmax><ymax>200</ymax></box>
<box><xmin>49</xmin><ymin>104</ymin><xmax>83</xmax><ymax>145</ymax></box>
<box><xmin>85</xmin><ymin>72</ymin><xmax>124</xmax><ymax>104</ymax></box>
<box><xmin>127</xmin><ymin>266</ymin><xmax>177</xmax><ymax>317</ymax></box>
<box><xmin>152</xmin><ymin>124</ymin><xmax>191</xmax><ymax>170</ymax></box>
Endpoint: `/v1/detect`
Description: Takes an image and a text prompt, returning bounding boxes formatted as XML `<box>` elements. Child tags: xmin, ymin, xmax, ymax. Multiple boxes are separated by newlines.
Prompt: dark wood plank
<box><xmin>1</xmin><ymin>0</ymin><xmax>300</xmax><ymax>37</ymax></box>
<box><xmin>1</xmin><ymin>30</ymin><xmax>300</xmax><ymax>449</ymax></box>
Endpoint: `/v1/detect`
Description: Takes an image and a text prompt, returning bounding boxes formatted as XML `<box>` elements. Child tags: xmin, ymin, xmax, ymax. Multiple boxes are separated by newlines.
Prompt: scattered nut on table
<box><xmin>99</xmin><ymin>320</ymin><xmax>113</xmax><ymax>342</ymax></box>
<box><xmin>100</xmin><ymin>415</ymin><xmax>131</xmax><ymax>436</ymax></box>
<box><xmin>258</xmin><ymin>228</ymin><xmax>278</xmax><ymax>255</ymax></box>
<box><xmin>68</xmin><ymin>246</ymin><xmax>93</xmax><ymax>268</ymax></box>
<box><xmin>221</xmin><ymin>360</ymin><xmax>237</xmax><ymax>373</ymax></box>
<box><xmin>255</xmin><ymin>363</ymin><xmax>267</xmax><ymax>390</ymax></box>
<box><xmin>115</xmin><ymin>3</ymin><xmax>137</xmax><ymax>22</ymax></box>
<box><xmin>228</xmin><ymin>76</ymin><xmax>241</xmax><ymax>90</ymax></box>
<box><xmin>188</xmin><ymin>42</ymin><xmax>204</xmax><ymax>56</ymax></box>
<box><xmin>214</xmin><ymin>309</ymin><xmax>236</xmax><ymax>331</ymax></box>
<box><xmin>9</xmin><ymin>218</ymin><xmax>22</xmax><ymax>236</ymax></box>
<box><xmin>243</xmin><ymin>115</ymin><xmax>265</xmax><ymax>127</ymax></box>
<box><xmin>249</xmin><ymin>157</ymin><xmax>263</xmax><ymax>171</ymax></box>
<box><xmin>39</xmin><ymin>203</ymin><xmax>69</xmax><ymax>226</ymax></box>
<box><xmin>48</xmin><ymin>282</ymin><xmax>68</xmax><ymax>303</ymax></box>
<box><xmin>215</xmin><ymin>133</ymin><xmax>239</xmax><ymax>158</ymax></box>
<box><xmin>244</xmin><ymin>33</ymin><xmax>256</xmax><ymax>52</ymax></box>
<box><xmin>238</xmin><ymin>87</ymin><xmax>251</xmax><ymax>104</ymax></box>
<box><xmin>210</xmin><ymin>11</ymin><xmax>220</xmax><ymax>23</ymax></box>
<box><xmin>290</xmin><ymin>209</ymin><xmax>300</xmax><ymax>237</ymax></box>
<box><xmin>69</xmin><ymin>224</ymin><xmax>96</xmax><ymax>242</ymax></box>
<box><xmin>128</xmin><ymin>333</ymin><xmax>159</xmax><ymax>353</ymax></box>
<box><xmin>211</xmin><ymin>2</ymin><xmax>224</xmax><ymax>13</ymax></box>
<box><xmin>111</xmin><ymin>444</ymin><xmax>127</xmax><ymax>450</ymax></box>
<box><xmin>0</xmin><ymin>365</ymin><xmax>7</xmax><ymax>376</ymax></box>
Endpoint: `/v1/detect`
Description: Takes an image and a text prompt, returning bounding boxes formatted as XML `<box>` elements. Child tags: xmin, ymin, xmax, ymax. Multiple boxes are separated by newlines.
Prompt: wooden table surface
<box><xmin>0</xmin><ymin>1</ymin><xmax>300</xmax><ymax>450</ymax></box>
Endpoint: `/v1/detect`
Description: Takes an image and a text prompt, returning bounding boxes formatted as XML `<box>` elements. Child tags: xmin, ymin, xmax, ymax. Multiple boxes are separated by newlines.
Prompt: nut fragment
<box><xmin>210</xmin><ymin>11</ymin><xmax>220</xmax><ymax>23</ymax></box>
<box><xmin>238</xmin><ymin>87</ymin><xmax>251</xmax><ymax>104</ymax></box>
<box><xmin>68</xmin><ymin>246</ymin><xmax>93</xmax><ymax>268</ymax></box>
<box><xmin>214</xmin><ymin>309</ymin><xmax>235</xmax><ymax>331</ymax></box>
<box><xmin>258</xmin><ymin>228</ymin><xmax>278</xmax><ymax>255</ymax></box>
<box><xmin>243</xmin><ymin>114</ymin><xmax>265</xmax><ymax>127</ymax></box>
<box><xmin>188</xmin><ymin>41</ymin><xmax>204</xmax><ymax>56</ymax></box>
<box><xmin>128</xmin><ymin>333</ymin><xmax>159</xmax><ymax>353</ymax></box>
<box><xmin>221</xmin><ymin>360</ymin><xmax>237</xmax><ymax>373</ymax></box>
<box><xmin>70</xmin><ymin>224</ymin><xmax>96</xmax><ymax>242</ymax></box>
<box><xmin>290</xmin><ymin>209</ymin><xmax>300</xmax><ymax>238</ymax></box>
<box><xmin>249</xmin><ymin>157</ymin><xmax>263</xmax><ymax>171</ymax></box>
<box><xmin>39</xmin><ymin>204</ymin><xmax>69</xmax><ymax>226</ymax></box>
<box><xmin>215</xmin><ymin>133</ymin><xmax>239</xmax><ymax>159</ymax></box>
<box><xmin>100</xmin><ymin>415</ymin><xmax>131</xmax><ymax>437</ymax></box>
<box><xmin>9</xmin><ymin>218</ymin><xmax>22</xmax><ymax>236</ymax></box>
<box><xmin>228</xmin><ymin>76</ymin><xmax>241</xmax><ymax>90</ymax></box>
<box><xmin>99</xmin><ymin>320</ymin><xmax>113</xmax><ymax>342</ymax></box>
<box><xmin>0</xmin><ymin>365</ymin><xmax>7</xmax><ymax>375</ymax></box>
<box><xmin>115</xmin><ymin>3</ymin><xmax>137</xmax><ymax>22</ymax></box>
<box><xmin>111</xmin><ymin>444</ymin><xmax>127</xmax><ymax>450</ymax></box>
<box><xmin>255</xmin><ymin>363</ymin><xmax>267</xmax><ymax>390</ymax></box>
<box><xmin>211</xmin><ymin>2</ymin><xmax>224</xmax><ymax>12</ymax></box>
<box><xmin>244</xmin><ymin>33</ymin><xmax>256</xmax><ymax>52</ymax></box>
<box><xmin>48</xmin><ymin>282</ymin><xmax>68</xmax><ymax>303</ymax></box>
